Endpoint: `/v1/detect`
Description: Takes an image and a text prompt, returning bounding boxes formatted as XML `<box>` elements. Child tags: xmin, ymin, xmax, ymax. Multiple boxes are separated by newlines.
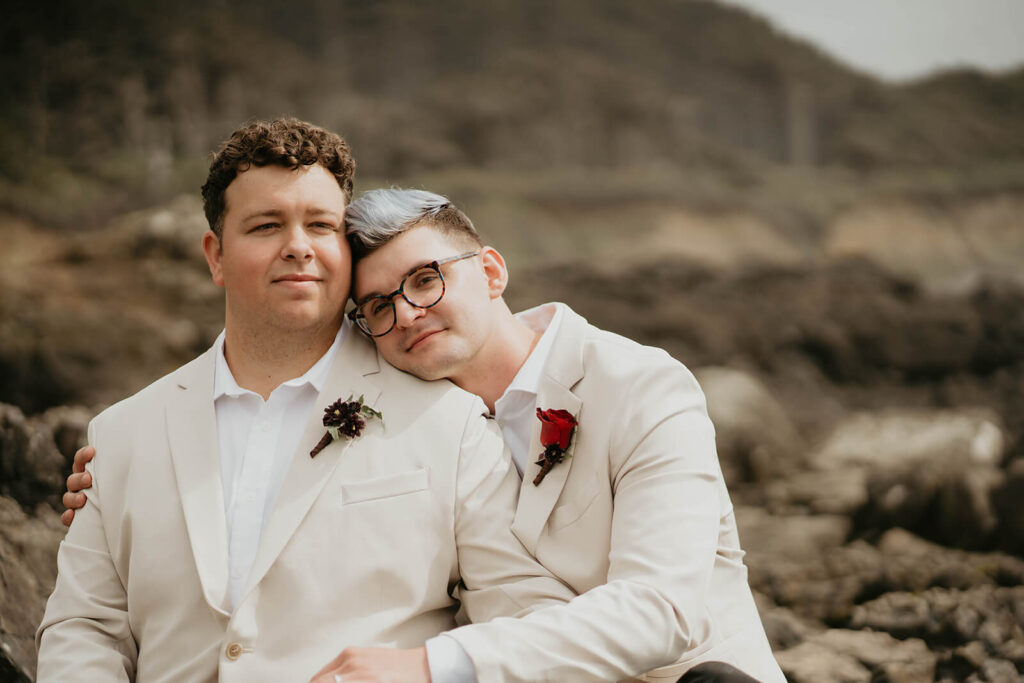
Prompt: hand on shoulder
<box><xmin>61</xmin><ymin>445</ymin><xmax>96</xmax><ymax>526</ymax></box>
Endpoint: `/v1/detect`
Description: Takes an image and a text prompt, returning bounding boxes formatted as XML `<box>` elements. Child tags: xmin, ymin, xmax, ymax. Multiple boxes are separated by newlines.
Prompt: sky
<box><xmin>717</xmin><ymin>0</ymin><xmax>1024</xmax><ymax>82</ymax></box>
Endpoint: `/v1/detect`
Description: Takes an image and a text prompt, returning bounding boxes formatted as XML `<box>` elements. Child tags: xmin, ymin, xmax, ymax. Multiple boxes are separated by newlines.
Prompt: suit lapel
<box><xmin>165</xmin><ymin>349</ymin><xmax>232</xmax><ymax>617</ymax></box>
<box><xmin>511</xmin><ymin>304</ymin><xmax>586</xmax><ymax>554</ymax></box>
<box><xmin>240</xmin><ymin>331</ymin><xmax>382</xmax><ymax>600</ymax></box>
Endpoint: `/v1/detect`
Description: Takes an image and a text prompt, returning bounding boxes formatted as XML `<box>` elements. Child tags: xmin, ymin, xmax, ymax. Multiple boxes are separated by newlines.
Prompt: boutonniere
<box><xmin>309</xmin><ymin>395</ymin><xmax>383</xmax><ymax>458</ymax></box>
<box><xmin>533</xmin><ymin>408</ymin><xmax>578</xmax><ymax>485</ymax></box>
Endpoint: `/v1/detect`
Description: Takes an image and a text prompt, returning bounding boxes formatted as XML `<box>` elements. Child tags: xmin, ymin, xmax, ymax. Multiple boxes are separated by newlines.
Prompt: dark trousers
<box><xmin>677</xmin><ymin>662</ymin><xmax>761</xmax><ymax>683</ymax></box>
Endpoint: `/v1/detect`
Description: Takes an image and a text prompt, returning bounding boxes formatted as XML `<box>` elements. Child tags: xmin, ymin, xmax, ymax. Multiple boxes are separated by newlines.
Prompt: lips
<box><xmin>406</xmin><ymin>328</ymin><xmax>443</xmax><ymax>351</ymax></box>
<box><xmin>273</xmin><ymin>273</ymin><xmax>321</xmax><ymax>284</ymax></box>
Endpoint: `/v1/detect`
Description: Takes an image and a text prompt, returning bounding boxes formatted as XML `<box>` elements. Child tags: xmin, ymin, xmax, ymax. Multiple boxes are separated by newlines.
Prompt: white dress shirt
<box><xmin>213</xmin><ymin>323</ymin><xmax>347</xmax><ymax>609</ymax></box>
<box><xmin>429</xmin><ymin>303</ymin><xmax>564</xmax><ymax>682</ymax></box>
<box><xmin>494</xmin><ymin>303</ymin><xmax>564</xmax><ymax>474</ymax></box>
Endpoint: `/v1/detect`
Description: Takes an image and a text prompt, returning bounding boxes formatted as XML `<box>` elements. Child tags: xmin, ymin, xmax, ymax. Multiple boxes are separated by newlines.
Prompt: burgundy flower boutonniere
<box><xmin>533</xmin><ymin>408</ymin><xmax>578</xmax><ymax>485</ymax></box>
<box><xmin>309</xmin><ymin>395</ymin><xmax>383</xmax><ymax>458</ymax></box>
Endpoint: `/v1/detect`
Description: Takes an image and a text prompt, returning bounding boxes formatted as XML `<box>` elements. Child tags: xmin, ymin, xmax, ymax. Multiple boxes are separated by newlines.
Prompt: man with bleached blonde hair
<box><xmin>325</xmin><ymin>188</ymin><xmax>783</xmax><ymax>682</ymax></box>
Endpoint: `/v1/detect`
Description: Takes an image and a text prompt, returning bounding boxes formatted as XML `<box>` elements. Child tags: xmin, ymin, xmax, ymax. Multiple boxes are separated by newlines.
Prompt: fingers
<box><xmin>62</xmin><ymin>448</ymin><xmax>95</xmax><ymax>527</ymax></box>
<box><xmin>310</xmin><ymin>649</ymin><xmax>349</xmax><ymax>681</ymax></box>
<box><xmin>62</xmin><ymin>490</ymin><xmax>86</xmax><ymax>509</ymax></box>
<box><xmin>67</xmin><ymin>471</ymin><xmax>92</xmax><ymax>493</ymax></box>
<box><xmin>310</xmin><ymin>647</ymin><xmax>370</xmax><ymax>683</ymax></box>
<box><xmin>309</xmin><ymin>647</ymin><xmax>425</xmax><ymax>683</ymax></box>
<box><xmin>311</xmin><ymin>668</ymin><xmax>349</xmax><ymax>683</ymax></box>
<box><xmin>72</xmin><ymin>445</ymin><xmax>96</xmax><ymax>474</ymax></box>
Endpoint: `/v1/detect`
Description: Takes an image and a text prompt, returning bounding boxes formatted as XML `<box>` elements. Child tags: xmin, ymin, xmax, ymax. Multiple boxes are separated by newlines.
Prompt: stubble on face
<box><xmin>392</xmin><ymin>322</ymin><xmax>474</xmax><ymax>381</ymax></box>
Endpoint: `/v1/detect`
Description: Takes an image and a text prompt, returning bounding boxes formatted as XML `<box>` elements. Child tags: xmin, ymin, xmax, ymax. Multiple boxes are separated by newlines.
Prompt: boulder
<box><xmin>775</xmin><ymin>628</ymin><xmax>936</xmax><ymax>683</ymax></box>
<box><xmin>991</xmin><ymin>457</ymin><xmax>1024</xmax><ymax>557</ymax></box>
<box><xmin>850</xmin><ymin>585</ymin><xmax>1024</xmax><ymax>662</ymax></box>
<box><xmin>940</xmin><ymin>640</ymin><xmax>1024</xmax><ymax>682</ymax></box>
<box><xmin>129</xmin><ymin>195</ymin><xmax>208</xmax><ymax>261</ymax></box>
<box><xmin>61</xmin><ymin>194</ymin><xmax>208</xmax><ymax>265</ymax></box>
<box><xmin>746</xmin><ymin>538</ymin><xmax>883</xmax><ymax>624</ymax></box>
<box><xmin>753</xmin><ymin>591</ymin><xmax>820</xmax><ymax>651</ymax></box>
<box><xmin>0</xmin><ymin>496</ymin><xmax>65</xmax><ymax>681</ymax></box>
<box><xmin>812</xmin><ymin>408</ymin><xmax>1004</xmax><ymax>471</ymax></box>
<box><xmin>38</xmin><ymin>404</ymin><xmax>92</xmax><ymax>466</ymax></box>
<box><xmin>805</xmin><ymin>408</ymin><xmax>1007</xmax><ymax>549</ymax></box>
<box><xmin>0</xmin><ymin>404</ymin><xmax>65</xmax><ymax>509</ymax></box>
<box><xmin>774</xmin><ymin>640</ymin><xmax>871</xmax><ymax>683</ymax></box>
<box><xmin>763</xmin><ymin>467</ymin><xmax>869</xmax><ymax>516</ymax></box>
<box><xmin>2</xmin><ymin>195</ymin><xmax>220</xmax><ymax>416</ymax></box>
<box><xmin>747</xmin><ymin>528</ymin><xmax>1024</xmax><ymax>626</ymax></box>
<box><xmin>693</xmin><ymin>366</ymin><xmax>805</xmax><ymax>485</ymax></box>
<box><xmin>814</xmin><ymin>629</ymin><xmax>935</xmax><ymax>682</ymax></box>
<box><xmin>736</xmin><ymin>507</ymin><xmax>850</xmax><ymax>562</ymax></box>
<box><xmin>971</xmin><ymin>658</ymin><xmax>1022</xmax><ymax>683</ymax></box>
<box><xmin>872</xmin><ymin>528</ymin><xmax>1024</xmax><ymax>592</ymax></box>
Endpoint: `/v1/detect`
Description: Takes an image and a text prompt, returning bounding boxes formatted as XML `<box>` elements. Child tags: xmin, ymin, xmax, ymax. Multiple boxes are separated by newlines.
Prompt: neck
<box><xmin>222</xmin><ymin>316</ymin><xmax>341</xmax><ymax>400</ymax></box>
<box><xmin>450</xmin><ymin>302</ymin><xmax>540</xmax><ymax>413</ymax></box>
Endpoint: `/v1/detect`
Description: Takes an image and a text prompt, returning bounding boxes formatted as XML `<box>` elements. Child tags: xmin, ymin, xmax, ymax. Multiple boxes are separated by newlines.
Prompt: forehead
<box><xmin>353</xmin><ymin>225</ymin><xmax>462</xmax><ymax>295</ymax></box>
<box><xmin>224</xmin><ymin>164</ymin><xmax>346</xmax><ymax>216</ymax></box>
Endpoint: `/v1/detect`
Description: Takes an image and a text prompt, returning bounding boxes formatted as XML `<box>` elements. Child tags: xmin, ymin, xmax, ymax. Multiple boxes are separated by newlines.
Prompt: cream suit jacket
<box><xmin>448</xmin><ymin>304</ymin><xmax>784</xmax><ymax>682</ymax></box>
<box><xmin>36</xmin><ymin>330</ymin><xmax>574</xmax><ymax>682</ymax></box>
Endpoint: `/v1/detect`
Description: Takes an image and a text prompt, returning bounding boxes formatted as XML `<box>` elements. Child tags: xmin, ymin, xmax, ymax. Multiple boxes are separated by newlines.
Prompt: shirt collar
<box><xmin>213</xmin><ymin>319</ymin><xmax>350</xmax><ymax>400</ymax></box>
<box><xmin>502</xmin><ymin>303</ymin><xmax>564</xmax><ymax>400</ymax></box>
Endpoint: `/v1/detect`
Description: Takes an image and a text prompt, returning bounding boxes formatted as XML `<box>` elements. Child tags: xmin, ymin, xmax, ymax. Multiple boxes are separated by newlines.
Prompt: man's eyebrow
<box><xmin>240</xmin><ymin>208</ymin><xmax>284</xmax><ymax>223</ymax></box>
<box><xmin>306</xmin><ymin>207</ymin><xmax>344</xmax><ymax>220</ymax></box>
<box><xmin>239</xmin><ymin>207</ymin><xmax>343</xmax><ymax>223</ymax></box>
<box><xmin>356</xmin><ymin>258</ymin><xmax>437</xmax><ymax>303</ymax></box>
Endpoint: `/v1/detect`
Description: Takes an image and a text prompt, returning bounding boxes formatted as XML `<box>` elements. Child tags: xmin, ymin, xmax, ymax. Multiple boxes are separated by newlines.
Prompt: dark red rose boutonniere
<box><xmin>309</xmin><ymin>395</ymin><xmax>383</xmax><ymax>458</ymax></box>
<box><xmin>533</xmin><ymin>408</ymin><xmax>578</xmax><ymax>485</ymax></box>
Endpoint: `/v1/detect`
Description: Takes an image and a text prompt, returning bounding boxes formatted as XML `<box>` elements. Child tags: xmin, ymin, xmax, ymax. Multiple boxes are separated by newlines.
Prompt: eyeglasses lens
<box><xmin>357</xmin><ymin>265</ymin><xmax>445</xmax><ymax>336</ymax></box>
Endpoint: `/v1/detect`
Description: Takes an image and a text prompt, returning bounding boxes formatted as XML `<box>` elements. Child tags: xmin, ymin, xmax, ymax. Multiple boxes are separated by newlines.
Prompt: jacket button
<box><xmin>225</xmin><ymin>642</ymin><xmax>244</xmax><ymax>660</ymax></box>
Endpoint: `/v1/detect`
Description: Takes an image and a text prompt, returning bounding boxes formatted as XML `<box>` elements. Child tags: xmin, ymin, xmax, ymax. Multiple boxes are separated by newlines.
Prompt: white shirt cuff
<box><xmin>425</xmin><ymin>634</ymin><xmax>478</xmax><ymax>683</ymax></box>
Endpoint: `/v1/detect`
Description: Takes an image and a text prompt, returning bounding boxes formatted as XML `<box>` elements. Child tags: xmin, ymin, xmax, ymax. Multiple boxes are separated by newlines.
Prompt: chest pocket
<box><xmin>341</xmin><ymin>468</ymin><xmax>429</xmax><ymax>505</ymax></box>
<box><xmin>549</xmin><ymin>469</ymin><xmax>603</xmax><ymax>530</ymax></box>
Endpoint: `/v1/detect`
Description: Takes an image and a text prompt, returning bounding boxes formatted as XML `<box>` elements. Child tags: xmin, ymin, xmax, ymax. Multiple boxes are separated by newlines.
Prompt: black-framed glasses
<box><xmin>348</xmin><ymin>251</ymin><xmax>479</xmax><ymax>337</ymax></box>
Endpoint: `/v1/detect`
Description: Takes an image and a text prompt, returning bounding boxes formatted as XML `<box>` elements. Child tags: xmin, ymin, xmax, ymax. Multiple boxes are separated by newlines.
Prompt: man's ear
<box><xmin>479</xmin><ymin>246</ymin><xmax>509</xmax><ymax>300</ymax></box>
<box><xmin>202</xmin><ymin>230</ymin><xmax>225</xmax><ymax>287</ymax></box>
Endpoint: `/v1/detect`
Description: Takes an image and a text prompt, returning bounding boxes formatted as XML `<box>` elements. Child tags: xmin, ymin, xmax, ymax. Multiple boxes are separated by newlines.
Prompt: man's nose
<box><xmin>393</xmin><ymin>296</ymin><xmax>425</xmax><ymax>329</ymax></box>
<box><xmin>281</xmin><ymin>225</ymin><xmax>314</xmax><ymax>261</ymax></box>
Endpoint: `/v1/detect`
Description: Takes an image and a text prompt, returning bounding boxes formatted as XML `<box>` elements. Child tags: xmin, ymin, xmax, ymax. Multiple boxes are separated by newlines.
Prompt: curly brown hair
<box><xmin>201</xmin><ymin>118</ymin><xmax>356</xmax><ymax>238</ymax></box>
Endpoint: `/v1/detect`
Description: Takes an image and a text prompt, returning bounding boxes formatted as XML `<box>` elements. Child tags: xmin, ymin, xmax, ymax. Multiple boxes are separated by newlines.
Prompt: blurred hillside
<box><xmin>4</xmin><ymin>0</ymin><xmax>1024</xmax><ymax>227</ymax></box>
<box><xmin>2</xmin><ymin>0</ymin><xmax>1024</xmax><ymax>422</ymax></box>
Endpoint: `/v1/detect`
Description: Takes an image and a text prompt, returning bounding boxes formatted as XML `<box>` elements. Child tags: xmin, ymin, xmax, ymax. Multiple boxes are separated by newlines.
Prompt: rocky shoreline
<box><xmin>3</xmin><ymin>362</ymin><xmax>1022</xmax><ymax>680</ymax></box>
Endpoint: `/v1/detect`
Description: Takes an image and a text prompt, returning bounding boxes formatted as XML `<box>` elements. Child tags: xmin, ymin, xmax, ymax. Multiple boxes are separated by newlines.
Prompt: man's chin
<box><xmin>267</xmin><ymin>308</ymin><xmax>342</xmax><ymax>333</ymax></box>
<box><xmin>390</xmin><ymin>352</ymin><xmax>456</xmax><ymax>383</ymax></box>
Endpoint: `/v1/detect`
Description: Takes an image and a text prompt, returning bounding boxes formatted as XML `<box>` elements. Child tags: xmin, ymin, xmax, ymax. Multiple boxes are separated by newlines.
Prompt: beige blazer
<box><xmin>448</xmin><ymin>304</ymin><xmax>784</xmax><ymax>682</ymax></box>
<box><xmin>36</xmin><ymin>330</ymin><xmax>574</xmax><ymax>682</ymax></box>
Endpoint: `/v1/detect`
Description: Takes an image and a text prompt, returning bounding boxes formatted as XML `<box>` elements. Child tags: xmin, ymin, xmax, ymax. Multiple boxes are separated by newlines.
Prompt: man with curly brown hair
<box><xmin>36</xmin><ymin>119</ymin><xmax>575</xmax><ymax>682</ymax></box>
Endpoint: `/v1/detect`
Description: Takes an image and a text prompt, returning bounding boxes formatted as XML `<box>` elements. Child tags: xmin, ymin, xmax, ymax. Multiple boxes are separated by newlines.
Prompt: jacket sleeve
<box><xmin>450</xmin><ymin>401</ymin><xmax>577</xmax><ymax>624</ymax></box>
<box><xmin>446</xmin><ymin>363</ymin><xmax>725</xmax><ymax>682</ymax></box>
<box><xmin>35</xmin><ymin>419</ymin><xmax>137</xmax><ymax>681</ymax></box>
